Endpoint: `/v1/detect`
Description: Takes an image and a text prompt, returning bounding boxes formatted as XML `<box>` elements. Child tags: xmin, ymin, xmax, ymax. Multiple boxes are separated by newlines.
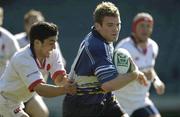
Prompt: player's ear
<box><xmin>95</xmin><ymin>22</ymin><xmax>101</xmax><ymax>30</ymax></box>
<box><xmin>34</xmin><ymin>39</ymin><xmax>41</xmax><ymax>46</ymax></box>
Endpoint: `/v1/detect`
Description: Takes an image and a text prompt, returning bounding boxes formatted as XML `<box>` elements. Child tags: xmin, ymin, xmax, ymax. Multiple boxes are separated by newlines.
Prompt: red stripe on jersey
<box><xmin>52</xmin><ymin>70</ymin><xmax>66</xmax><ymax>81</ymax></box>
<box><xmin>28</xmin><ymin>79</ymin><xmax>45</xmax><ymax>92</ymax></box>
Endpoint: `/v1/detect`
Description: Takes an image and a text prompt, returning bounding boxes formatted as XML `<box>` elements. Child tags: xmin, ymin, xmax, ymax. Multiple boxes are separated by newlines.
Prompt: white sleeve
<box><xmin>49</xmin><ymin>48</ymin><xmax>66</xmax><ymax>80</ymax></box>
<box><xmin>12</xmin><ymin>56</ymin><xmax>45</xmax><ymax>92</ymax></box>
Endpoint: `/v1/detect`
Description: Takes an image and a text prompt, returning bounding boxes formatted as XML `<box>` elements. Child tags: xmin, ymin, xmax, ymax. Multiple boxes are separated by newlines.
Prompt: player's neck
<box><xmin>131</xmin><ymin>35</ymin><xmax>147</xmax><ymax>49</ymax></box>
<box><xmin>36</xmin><ymin>54</ymin><xmax>45</xmax><ymax>63</ymax></box>
<box><xmin>34</xmin><ymin>49</ymin><xmax>45</xmax><ymax>63</ymax></box>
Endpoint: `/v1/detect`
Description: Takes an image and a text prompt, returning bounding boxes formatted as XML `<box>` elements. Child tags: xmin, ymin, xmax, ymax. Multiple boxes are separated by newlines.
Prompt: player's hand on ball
<box><xmin>136</xmin><ymin>71</ymin><xmax>148</xmax><ymax>86</ymax></box>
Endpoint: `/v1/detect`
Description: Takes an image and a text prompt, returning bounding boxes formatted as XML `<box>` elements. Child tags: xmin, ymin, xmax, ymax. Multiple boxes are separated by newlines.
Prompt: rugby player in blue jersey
<box><xmin>63</xmin><ymin>2</ymin><xmax>147</xmax><ymax>117</ymax></box>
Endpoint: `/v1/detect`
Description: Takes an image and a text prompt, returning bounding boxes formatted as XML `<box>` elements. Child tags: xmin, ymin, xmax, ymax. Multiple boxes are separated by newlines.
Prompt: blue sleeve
<box><xmin>89</xmin><ymin>40</ymin><xmax>118</xmax><ymax>83</ymax></box>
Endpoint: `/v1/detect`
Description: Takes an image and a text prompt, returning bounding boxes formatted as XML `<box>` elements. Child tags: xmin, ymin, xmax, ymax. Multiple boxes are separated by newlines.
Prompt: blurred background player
<box><xmin>14</xmin><ymin>9</ymin><xmax>66</xmax><ymax>117</ymax></box>
<box><xmin>0</xmin><ymin>6</ymin><xmax>20</xmax><ymax>77</ymax></box>
<box><xmin>115</xmin><ymin>12</ymin><xmax>165</xmax><ymax>117</ymax></box>
<box><xmin>0</xmin><ymin>21</ymin><xmax>76</xmax><ymax>117</ymax></box>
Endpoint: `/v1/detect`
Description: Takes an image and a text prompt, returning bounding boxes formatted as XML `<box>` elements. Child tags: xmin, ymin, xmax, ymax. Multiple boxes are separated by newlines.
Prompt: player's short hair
<box><xmin>24</xmin><ymin>9</ymin><xmax>45</xmax><ymax>24</ymax></box>
<box><xmin>29</xmin><ymin>21</ymin><xmax>58</xmax><ymax>45</ymax></box>
<box><xmin>93</xmin><ymin>2</ymin><xmax>120</xmax><ymax>25</ymax></box>
<box><xmin>133</xmin><ymin>12</ymin><xmax>153</xmax><ymax>23</ymax></box>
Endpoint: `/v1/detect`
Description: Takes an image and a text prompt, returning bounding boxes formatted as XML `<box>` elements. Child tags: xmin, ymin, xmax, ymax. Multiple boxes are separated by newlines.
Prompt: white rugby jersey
<box><xmin>0</xmin><ymin>45</ymin><xmax>66</xmax><ymax>103</ymax></box>
<box><xmin>114</xmin><ymin>36</ymin><xmax>158</xmax><ymax>115</ymax></box>
<box><xmin>0</xmin><ymin>27</ymin><xmax>20</xmax><ymax>76</ymax></box>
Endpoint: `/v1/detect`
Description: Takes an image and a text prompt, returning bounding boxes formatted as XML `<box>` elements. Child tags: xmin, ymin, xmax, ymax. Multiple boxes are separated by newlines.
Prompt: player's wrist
<box><xmin>153</xmin><ymin>76</ymin><xmax>162</xmax><ymax>88</ymax></box>
<box><xmin>58</xmin><ymin>85</ymin><xmax>66</xmax><ymax>94</ymax></box>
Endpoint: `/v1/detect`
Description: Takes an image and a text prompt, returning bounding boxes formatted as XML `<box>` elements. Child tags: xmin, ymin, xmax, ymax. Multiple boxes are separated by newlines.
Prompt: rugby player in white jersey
<box><xmin>14</xmin><ymin>9</ymin><xmax>66</xmax><ymax>117</ymax></box>
<box><xmin>0</xmin><ymin>7</ymin><xmax>20</xmax><ymax>77</ymax></box>
<box><xmin>0</xmin><ymin>21</ymin><xmax>76</xmax><ymax>117</ymax></box>
<box><xmin>115</xmin><ymin>12</ymin><xmax>165</xmax><ymax>117</ymax></box>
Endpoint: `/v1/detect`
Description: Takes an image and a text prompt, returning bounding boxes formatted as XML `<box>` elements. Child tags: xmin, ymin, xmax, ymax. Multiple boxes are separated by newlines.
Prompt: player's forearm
<box><xmin>101</xmin><ymin>71</ymin><xmax>138</xmax><ymax>92</ymax></box>
<box><xmin>34</xmin><ymin>83</ymin><xmax>66</xmax><ymax>97</ymax></box>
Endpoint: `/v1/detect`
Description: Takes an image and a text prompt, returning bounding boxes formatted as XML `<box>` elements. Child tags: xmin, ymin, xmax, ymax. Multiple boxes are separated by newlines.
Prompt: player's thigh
<box><xmin>131</xmin><ymin>105</ymin><xmax>160</xmax><ymax>117</ymax></box>
<box><xmin>24</xmin><ymin>94</ymin><xmax>49</xmax><ymax>117</ymax></box>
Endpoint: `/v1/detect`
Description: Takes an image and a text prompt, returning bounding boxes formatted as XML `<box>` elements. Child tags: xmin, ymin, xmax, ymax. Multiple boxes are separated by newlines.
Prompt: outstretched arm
<box><xmin>101</xmin><ymin>58</ymin><xmax>147</xmax><ymax>92</ymax></box>
<box><xmin>33</xmin><ymin>82</ymin><xmax>76</xmax><ymax>97</ymax></box>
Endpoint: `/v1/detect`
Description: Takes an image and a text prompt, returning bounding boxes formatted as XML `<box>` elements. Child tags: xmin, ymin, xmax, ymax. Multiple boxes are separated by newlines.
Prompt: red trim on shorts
<box><xmin>28</xmin><ymin>79</ymin><xmax>45</xmax><ymax>92</ymax></box>
<box><xmin>52</xmin><ymin>70</ymin><xmax>66</xmax><ymax>81</ymax></box>
<box><xmin>14</xmin><ymin>107</ymin><xmax>21</xmax><ymax>114</ymax></box>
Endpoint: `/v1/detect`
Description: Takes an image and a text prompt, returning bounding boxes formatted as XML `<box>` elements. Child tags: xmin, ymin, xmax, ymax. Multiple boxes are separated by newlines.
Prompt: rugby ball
<box><xmin>113</xmin><ymin>48</ymin><xmax>131</xmax><ymax>74</ymax></box>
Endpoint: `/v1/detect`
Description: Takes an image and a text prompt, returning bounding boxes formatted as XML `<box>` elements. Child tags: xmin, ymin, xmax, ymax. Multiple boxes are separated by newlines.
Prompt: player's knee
<box><xmin>19</xmin><ymin>112</ymin><xmax>30</xmax><ymax>117</ymax></box>
<box><xmin>32</xmin><ymin>110</ymin><xmax>49</xmax><ymax>117</ymax></box>
<box><xmin>41</xmin><ymin>109</ymin><xmax>49</xmax><ymax>117</ymax></box>
<box><xmin>39</xmin><ymin>106</ymin><xmax>49</xmax><ymax>117</ymax></box>
<box><xmin>20</xmin><ymin>115</ymin><xmax>29</xmax><ymax>117</ymax></box>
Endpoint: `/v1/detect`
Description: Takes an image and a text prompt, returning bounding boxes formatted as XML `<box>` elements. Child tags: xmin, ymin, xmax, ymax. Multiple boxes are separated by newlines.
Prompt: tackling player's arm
<box><xmin>53</xmin><ymin>73</ymin><xmax>77</xmax><ymax>95</ymax></box>
<box><xmin>33</xmin><ymin>81</ymin><xmax>76</xmax><ymax>97</ymax></box>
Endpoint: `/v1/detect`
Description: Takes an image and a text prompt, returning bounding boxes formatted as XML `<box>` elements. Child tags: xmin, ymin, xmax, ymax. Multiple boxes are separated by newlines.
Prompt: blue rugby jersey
<box><xmin>66</xmin><ymin>28</ymin><xmax>119</xmax><ymax>104</ymax></box>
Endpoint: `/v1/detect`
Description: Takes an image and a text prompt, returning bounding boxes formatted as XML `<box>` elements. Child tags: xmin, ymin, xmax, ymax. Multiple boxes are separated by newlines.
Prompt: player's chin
<box><xmin>111</xmin><ymin>37</ymin><xmax>118</xmax><ymax>42</ymax></box>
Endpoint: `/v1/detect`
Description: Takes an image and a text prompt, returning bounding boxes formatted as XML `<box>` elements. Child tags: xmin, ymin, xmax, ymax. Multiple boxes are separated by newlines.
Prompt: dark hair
<box><xmin>29</xmin><ymin>21</ymin><xmax>58</xmax><ymax>45</ymax></box>
<box><xmin>93</xmin><ymin>2</ymin><xmax>120</xmax><ymax>25</ymax></box>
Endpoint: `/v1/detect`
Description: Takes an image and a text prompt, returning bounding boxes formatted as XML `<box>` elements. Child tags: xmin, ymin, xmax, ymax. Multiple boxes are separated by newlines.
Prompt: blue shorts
<box><xmin>63</xmin><ymin>95</ymin><xmax>125</xmax><ymax>117</ymax></box>
<box><xmin>131</xmin><ymin>105</ymin><xmax>160</xmax><ymax>117</ymax></box>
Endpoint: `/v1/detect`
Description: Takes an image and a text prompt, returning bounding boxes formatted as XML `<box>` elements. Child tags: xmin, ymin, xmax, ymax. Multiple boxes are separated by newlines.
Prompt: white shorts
<box><xmin>0</xmin><ymin>93</ymin><xmax>27</xmax><ymax>117</ymax></box>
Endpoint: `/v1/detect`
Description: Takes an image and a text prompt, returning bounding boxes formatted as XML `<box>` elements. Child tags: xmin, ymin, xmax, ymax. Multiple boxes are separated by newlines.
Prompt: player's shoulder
<box><xmin>84</xmin><ymin>32</ymin><xmax>105</xmax><ymax>51</ymax></box>
<box><xmin>0</xmin><ymin>27</ymin><xmax>14</xmax><ymax>39</ymax></box>
<box><xmin>116</xmin><ymin>37</ymin><xmax>133</xmax><ymax>49</ymax></box>
<box><xmin>12</xmin><ymin>46</ymin><xmax>32</xmax><ymax>62</ymax></box>
<box><xmin>14</xmin><ymin>32</ymin><xmax>27</xmax><ymax>40</ymax></box>
<box><xmin>148</xmin><ymin>38</ymin><xmax>158</xmax><ymax>48</ymax></box>
<box><xmin>148</xmin><ymin>38</ymin><xmax>157</xmax><ymax>44</ymax></box>
<box><xmin>0</xmin><ymin>27</ymin><xmax>11</xmax><ymax>34</ymax></box>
